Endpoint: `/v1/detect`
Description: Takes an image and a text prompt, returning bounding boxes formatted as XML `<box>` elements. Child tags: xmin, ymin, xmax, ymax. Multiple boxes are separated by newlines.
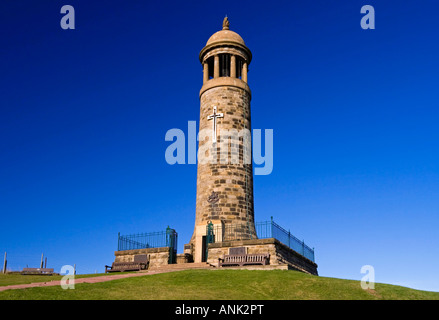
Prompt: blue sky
<box><xmin>1</xmin><ymin>0</ymin><xmax>438</xmax><ymax>292</ymax></box>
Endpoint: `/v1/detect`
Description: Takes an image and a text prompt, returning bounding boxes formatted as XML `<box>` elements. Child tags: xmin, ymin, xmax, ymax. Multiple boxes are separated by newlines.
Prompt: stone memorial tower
<box><xmin>188</xmin><ymin>18</ymin><xmax>257</xmax><ymax>263</ymax></box>
<box><xmin>113</xmin><ymin>18</ymin><xmax>318</xmax><ymax>275</ymax></box>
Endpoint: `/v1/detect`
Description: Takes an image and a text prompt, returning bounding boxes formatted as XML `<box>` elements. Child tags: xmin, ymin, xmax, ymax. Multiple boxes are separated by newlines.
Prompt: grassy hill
<box><xmin>0</xmin><ymin>269</ymin><xmax>438</xmax><ymax>300</ymax></box>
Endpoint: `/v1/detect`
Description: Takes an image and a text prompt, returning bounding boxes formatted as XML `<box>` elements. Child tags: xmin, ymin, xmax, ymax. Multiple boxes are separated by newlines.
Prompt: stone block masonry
<box><xmin>114</xmin><ymin>247</ymin><xmax>170</xmax><ymax>269</ymax></box>
<box><xmin>195</xmin><ymin>86</ymin><xmax>254</xmax><ymax>228</ymax></box>
<box><xmin>207</xmin><ymin>238</ymin><xmax>318</xmax><ymax>275</ymax></box>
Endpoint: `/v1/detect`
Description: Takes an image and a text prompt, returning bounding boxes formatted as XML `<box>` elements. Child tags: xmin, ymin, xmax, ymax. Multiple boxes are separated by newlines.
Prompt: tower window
<box><xmin>236</xmin><ymin>57</ymin><xmax>243</xmax><ymax>79</ymax></box>
<box><xmin>219</xmin><ymin>54</ymin><xmax>230</xmax><ymax>77</ymax></box>
<box><xmin>207</xmin><ymin>57</ymin><xmax>214</xmax><ymax>79</ymax></box>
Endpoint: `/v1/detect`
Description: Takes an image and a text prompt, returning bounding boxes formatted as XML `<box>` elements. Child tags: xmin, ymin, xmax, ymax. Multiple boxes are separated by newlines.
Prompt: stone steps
<box><xmin>145</xmin><ymin>262</ymin><xmax>215</xmax><ymax>273</ymax></box>
<box><xmin>142</xmin><ymin>263</ymin><xmax>290</xmax><ymax>275</ymax></box>
<box><xmin>151</xmin><ymin>262</ymin><xmax>215</xmax><ymax>269</ymax></box>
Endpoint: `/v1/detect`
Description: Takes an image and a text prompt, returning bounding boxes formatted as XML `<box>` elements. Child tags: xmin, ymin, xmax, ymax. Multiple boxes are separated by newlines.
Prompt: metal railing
<box><xmin>117</xmin><ymin>227</ymin><xmax>178</xmax><ymax>252</ymax></box>
<box><xmin>260</xmin><ymin>218</ymin><xmax>315</xmax><ymax>262</ymax></box>
<box><xmin>208</xmin><ymin>218</ymin><xmax>315</xmax><ymax>262</ymax></box>
<box><xmin>218</xmin><ymin>223</ymin><xmax>256</xmax><ymax>242</ymax></box>
<box><xmin>117</xmin><ymin>227</ymin><xmax>178</xmax><ymax>264</ymax></box>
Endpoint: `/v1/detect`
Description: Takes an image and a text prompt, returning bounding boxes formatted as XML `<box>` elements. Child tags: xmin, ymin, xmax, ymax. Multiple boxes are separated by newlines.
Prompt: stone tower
<box><xmin>189</xmin><ymin>18</ymin><xmax>257</xmax><ymax>263</ymax></box>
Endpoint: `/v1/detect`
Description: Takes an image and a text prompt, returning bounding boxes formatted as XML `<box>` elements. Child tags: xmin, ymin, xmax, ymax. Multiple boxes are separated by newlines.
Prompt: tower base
<box><xmin>206</xmin><ymin>238</ymin><xmax>318</xmax><ymax>275</ymax></box>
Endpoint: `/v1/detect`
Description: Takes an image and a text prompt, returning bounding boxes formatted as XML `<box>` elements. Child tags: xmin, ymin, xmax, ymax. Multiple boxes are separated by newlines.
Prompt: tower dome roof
<box><xmin>200</xmin><ymin>17</ymin><xmax>251</xmax><ymax>63</ymax></box>
<box><xmin>206</xmin><ymin>29</ymin><xmax>246</xmax><ymax>47</ymax></box>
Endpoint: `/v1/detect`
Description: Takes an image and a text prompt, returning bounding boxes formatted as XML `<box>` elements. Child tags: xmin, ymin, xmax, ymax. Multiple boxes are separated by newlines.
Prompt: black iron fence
<box><xmin>117</xmin><ymin>227</ymin><xmax>178</xmax><ymax>263</ymax></box>
<box><xmin>209</xmin><ymin>218</ymin><xmax>315</xmax><ymax>262</ymax></box>
<box><xmin>259</xmin><ymin>218</ymin><xmax>315</xmax><ymax>263</ymax></box>
<box><xmin>117</xmin><ymin>219</ymin><xmax>314</xmax><ymax>263</ymax></box>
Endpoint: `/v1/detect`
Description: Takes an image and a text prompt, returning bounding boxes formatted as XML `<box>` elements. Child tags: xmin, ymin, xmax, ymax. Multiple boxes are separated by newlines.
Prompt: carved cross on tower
<box><xmin>207</xmin><ymin>106</ymin><xmax>223</xmax><ymax>143</ymax></box>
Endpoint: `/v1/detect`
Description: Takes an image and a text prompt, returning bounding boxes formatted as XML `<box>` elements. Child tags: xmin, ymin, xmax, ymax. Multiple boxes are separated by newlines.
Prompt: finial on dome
<box><xmin>222</xmin><ymin>16</ymin><xmax>230</xmax><ymax>30</ymax></box>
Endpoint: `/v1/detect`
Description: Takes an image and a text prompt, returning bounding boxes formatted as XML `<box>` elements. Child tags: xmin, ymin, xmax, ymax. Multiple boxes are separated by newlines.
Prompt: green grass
<box><xmin>0</xmin><ymin>269</ymin><xmax>438</xmax><ymax>300</ymax></box>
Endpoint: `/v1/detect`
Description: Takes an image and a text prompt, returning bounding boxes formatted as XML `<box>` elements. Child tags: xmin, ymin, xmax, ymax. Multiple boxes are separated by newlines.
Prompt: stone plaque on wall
<box><xmin>133</xmin><ymin>254</ymin><xmax>148</xmax><ymax>263</ymax></box>
<box><xmin>229</xmin><ymin>247</ymin><xmax>246</xmax><ymax>255</ymax></box>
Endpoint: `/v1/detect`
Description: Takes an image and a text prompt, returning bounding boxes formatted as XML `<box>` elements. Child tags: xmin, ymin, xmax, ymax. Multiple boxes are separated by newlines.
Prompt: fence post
<box><xmin>2</xmin><ymin>252</ymin><xmax>6</xmax><ymax>274</ymax></box>
<box><xmin>270</xmin><ymin>216</ymin><xmax>274</xmax><ymax>238</ymax></box>
<box><xmin>166</xmin><ymin>226</ymin><xmax>171</xmax><ymax>247</ymax></box>
<box><xmin>302</xmin><ymin>240</ymin><xmax>305</xmax><ymax>256</ymax></box>
<box><xmin>288</xmin><ymin>230</ymin><xmax>291</xmax><ymax>248</ymax></box>
<box><xmin>117</xmin><ymin>232</ymin><xmax>120</xmax><ymax>251</ymax></box>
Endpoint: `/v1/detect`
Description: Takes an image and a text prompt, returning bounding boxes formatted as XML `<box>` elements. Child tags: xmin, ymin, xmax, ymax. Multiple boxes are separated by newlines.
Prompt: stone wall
<box><xmin>207</xmin><ymin>238</ymin><xmax>318</xmax><ymax>275</ymax></box>
<box><xmin>274</xmin><ymin>240</ymin><xmax>318</xmax><ymax>275</ymax></box>
<box><xmin>114</xmin><ymin>247</ymin><xmax>170</xmax><ymax>269</ymax></box>
<box><xmin>176</xmin><ymin>253</ymin><xmax>193</xmax><ymax>264</ymax></box>
<box><xmin>207</xmin><ymin>238</ymin><xmax>276</xmax><ymax>265</ymax></box>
